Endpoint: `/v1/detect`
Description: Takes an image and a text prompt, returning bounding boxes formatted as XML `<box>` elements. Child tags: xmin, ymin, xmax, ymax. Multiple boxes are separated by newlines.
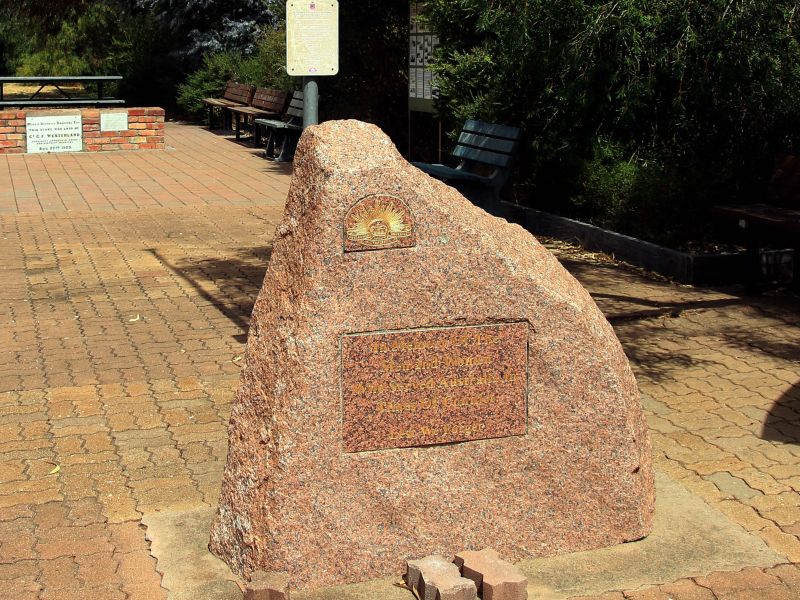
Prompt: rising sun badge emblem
<box><xmin>344</xmin><ymin>194</ymin><xmax>416</xmax><ymax>252</ymax></box>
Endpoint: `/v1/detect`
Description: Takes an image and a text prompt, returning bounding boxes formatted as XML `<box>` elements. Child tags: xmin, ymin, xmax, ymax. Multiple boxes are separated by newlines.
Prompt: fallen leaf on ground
<box><xmin>393</xmin><ymin>581</ymin><xmax>419</xmax><ymax>599</ymax></box>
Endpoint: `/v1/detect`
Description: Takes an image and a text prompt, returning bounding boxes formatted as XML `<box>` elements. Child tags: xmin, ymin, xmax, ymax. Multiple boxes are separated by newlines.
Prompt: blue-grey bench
<box><xmin>254</xmin><ymin>90</ymin><xmax>304</xmax><ymax>162</ymax></box>
<box><xmin>412</xmin><ymin>119</ymin><xmax>522</xmax><ymax>204</ymax></box>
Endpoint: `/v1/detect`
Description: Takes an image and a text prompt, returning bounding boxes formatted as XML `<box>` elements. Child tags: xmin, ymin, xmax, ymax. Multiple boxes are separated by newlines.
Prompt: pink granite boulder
<box><xmin>209</xmin><ymin>119</ymin><xmax>655</xmax><ymax>591</ymax></box>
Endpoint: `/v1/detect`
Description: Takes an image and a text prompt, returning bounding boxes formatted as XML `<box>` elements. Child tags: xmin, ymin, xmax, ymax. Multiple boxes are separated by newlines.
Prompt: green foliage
<box><xmin>177</xmin><ymin>28</ymin><xmax>292</xmax><ymax>117</ymax></box>
<box><xmin>11</xmin><ymin>1</ymin><xmax>97</xmax><ymax>36</ymax></box>
<box><xmin>105</xmin><ymin>11</ymin><xmax>180</xmax><ymax>108</ymax></box>
<box><xmin>3</xmin><ymin>0</ymin><xmax>277</xmax><ymax>109</ymax></box>
<box><xmin>0</xmin><ymin>6</ymin><xmax>33</xmax><ymax>74</ymax></box>
<box><xmin>564</xmin><ymin>139</ymin><xmax>699</xmax><ymax>246</ymax></box>
<box><xmin>317</xmin><ymin>0</ymin><xmax>408</xmax><ymax>145</ymax></box>
<box><xmin>16</xmin><ymin>2</ymin><xmax>119</xmax><ymax>75</ymax></box>
<box><xmin>423</xmin><ymin>0</ymin><xmax>800</xmax><ymax>246</ymax></box>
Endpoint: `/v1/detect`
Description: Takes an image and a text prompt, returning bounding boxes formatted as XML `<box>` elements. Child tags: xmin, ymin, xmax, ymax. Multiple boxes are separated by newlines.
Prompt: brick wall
<box><xmin>0</xmin><ymin>107</ymin><xmax>165</xmax><ymax>154</ymax></box>
<box><xmin>0</xmin><ymin>112</ymin><xmax>26</xmax><ymax>154</ymax></box>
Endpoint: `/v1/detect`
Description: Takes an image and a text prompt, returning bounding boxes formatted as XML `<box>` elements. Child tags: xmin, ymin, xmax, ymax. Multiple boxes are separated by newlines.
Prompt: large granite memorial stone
<box><xmin>209</xmin><ymin>120</ymin><xmax>655</xmax><ymax>590</ymax></box>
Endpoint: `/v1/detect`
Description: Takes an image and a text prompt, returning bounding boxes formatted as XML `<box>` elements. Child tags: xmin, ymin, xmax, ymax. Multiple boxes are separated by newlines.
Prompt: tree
<box><xmin>135</xmin><ymin>0</ymin><xmax>278</xmax><ymax>64</ymax></box>
<box><xmin>422</xmin><ymin>0</ymin><xmax>800</xmax><ymax>245</ymax></box>
<box><xmin>318</xmin><ymin>0</ymin><xmax>408</xmax><ymax>146</ymax></box>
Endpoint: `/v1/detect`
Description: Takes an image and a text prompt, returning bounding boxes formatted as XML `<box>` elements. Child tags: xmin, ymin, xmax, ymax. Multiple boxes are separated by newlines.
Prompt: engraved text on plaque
<box><xmin>341</xmin><ymin>322</ymin><xmax>528</xmax><ymax>452</ymax></box>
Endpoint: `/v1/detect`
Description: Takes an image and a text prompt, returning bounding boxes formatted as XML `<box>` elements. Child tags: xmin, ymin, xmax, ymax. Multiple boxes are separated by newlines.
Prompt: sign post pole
<box><xmin>286</xmin><ymin>1</ymin><xmax>339</xmax><ymax>129</ymax></box>
<box><xmin>302</xmin><ymin>76</ymin><xmax>319</xmax><ymax>127</ymax></box>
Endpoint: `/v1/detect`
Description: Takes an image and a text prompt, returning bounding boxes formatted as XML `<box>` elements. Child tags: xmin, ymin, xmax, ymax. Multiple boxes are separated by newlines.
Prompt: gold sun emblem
<box><xmin>344</xmin><ymin>194</ymin><xmax>416</xmax><ymax>252</ymax></box>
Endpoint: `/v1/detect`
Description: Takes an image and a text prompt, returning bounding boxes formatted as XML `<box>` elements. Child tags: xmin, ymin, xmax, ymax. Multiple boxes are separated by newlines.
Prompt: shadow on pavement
<box><xmin>149</xmin><ymin>246</ymin><xmax>272</xmax><ymax>341</ymax></box>
<box><xmin>762</xmin><ymin>380</ymin><xmax>800</xmax><ymax>445</ymax></box>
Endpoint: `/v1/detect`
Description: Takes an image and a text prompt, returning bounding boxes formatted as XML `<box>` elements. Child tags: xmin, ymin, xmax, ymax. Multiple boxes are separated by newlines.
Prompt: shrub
<box><xmin>177</xmin><ymin>28</ymin><xmax>292</xmax><ymax>118</ymax></box>
<box><xmin>422</xmin><ymin>0</ymin><xmax>800</xmax><ymax>246</ymax></box>
<box><xmin>566</xmin><ymin>140</ymin><xmax>700</xmax><ymax>246</ymax></box>
<box><xmin>16</xmin><ymin>2</ymin><xmax>118</xmax><ymax>76</ymax></box>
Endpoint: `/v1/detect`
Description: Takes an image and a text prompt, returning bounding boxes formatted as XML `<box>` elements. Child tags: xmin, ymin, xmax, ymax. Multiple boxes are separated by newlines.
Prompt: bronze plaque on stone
<box><xmin>341</xmin><ymin>322</ymin><xmax>528</xmax><ymax>452</ymax></box>
<box><xmin>344</xmin><ymin>194</ymin><xmax>416</xmax><ymax>252</ymax></box>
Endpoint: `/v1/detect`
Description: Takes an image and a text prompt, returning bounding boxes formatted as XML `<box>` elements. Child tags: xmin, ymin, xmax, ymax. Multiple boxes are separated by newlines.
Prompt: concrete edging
<box><xmin>498</xmin><ymin>202</ymin><xmax>792</xmax><ymax>285</ymax></box>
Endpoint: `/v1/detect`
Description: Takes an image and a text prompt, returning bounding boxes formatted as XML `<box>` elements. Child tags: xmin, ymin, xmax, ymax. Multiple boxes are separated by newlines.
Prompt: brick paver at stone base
<box><xmin>0</xmin><ymin>123</ymin><xmax>799</xmax><ymax>599</ymax></box>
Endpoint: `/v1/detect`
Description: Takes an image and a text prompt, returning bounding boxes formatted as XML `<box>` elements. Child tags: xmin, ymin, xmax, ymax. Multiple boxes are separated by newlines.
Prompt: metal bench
<box><xmin>202</xmin><ymin>82</ymin><xmax>255</xmax><ymax>130</ymax></box>
<box><xmin>0</xmin><ymin>99</ymin><xmax>125</xmax><ymax>107</ymax></box>
<box><xmin>0</xmin><ymin>75</ymin><xmax>123</xmax><ymax>107</ymax></box>
<box><xmin>227</xmin><ymin>88</ymin><xmax>290</xmax><ymax>144</ymax></box>
<box><xmin>714</xmin><ymin>154</ymin><xmax>800</xmax><ymax>289</ymax></box>
<box><xmin>254</xmin><ymin>91</ymin><xmax>304</xmax><ymax>162</ymax></box>
<box><xmin>412</xmin><ymin>119</ymin><xmax>522</xmax><ymax>204</ymax></box>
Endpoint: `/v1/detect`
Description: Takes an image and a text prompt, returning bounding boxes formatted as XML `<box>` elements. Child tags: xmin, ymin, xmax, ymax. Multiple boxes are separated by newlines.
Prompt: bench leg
<box><xmin>275</xmin><ymin>131</ymin><xmax>300</xmax><ymax>162</ymax></box>
<box><xmin>264</xmin><ymin>129</ymin><xmax>278</xmax><ymax>159</ymax></box>
<box><xmin>744</xmin><ymin>227</ymin><xmax>765</xmax><ymax>295</ymax></box>
<box><xmin>273</xmin><ymin>131</ymin><xmax>290</xmax><ymax>161</ymax></box>
<box><xmin>235</xmin><ymin>113</ymin><xmax>241</xmax><ymax>141</ymax></box>
<box><xmin>208</xmin><ymin>106</ymin><xmax>214</xmax><ymax>129</ymax></box>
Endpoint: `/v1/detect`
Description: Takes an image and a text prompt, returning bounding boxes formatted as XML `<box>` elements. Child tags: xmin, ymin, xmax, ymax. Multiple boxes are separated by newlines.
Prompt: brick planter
<box><xmin>0</xmin><ymin>107</ymin><xmax>165</xmax><ymax>154</ymax></box>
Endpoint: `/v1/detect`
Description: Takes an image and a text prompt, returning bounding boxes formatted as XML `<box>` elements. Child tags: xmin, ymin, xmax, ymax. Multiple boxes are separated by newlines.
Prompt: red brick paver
<box><xmin>1</xmin><ymin>125</ymin><xmax>286</xmax><ymax>599</ymax></box>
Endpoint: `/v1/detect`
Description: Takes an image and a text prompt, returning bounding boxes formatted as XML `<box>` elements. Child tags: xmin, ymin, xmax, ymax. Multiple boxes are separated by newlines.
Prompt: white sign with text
<box><xmin>286</xmin><ymin>1</ymin><xmax>339</xmax><ymax>76</ymax></box>
<box><xmin>100</xmin><ymin>112</ymin><xmax>129</xmax><ymax>132</ymax></box>
<box><xmin>26</xmin><ymin>114</ymin><xmax>83</xmax><ymax>154</ymax></box>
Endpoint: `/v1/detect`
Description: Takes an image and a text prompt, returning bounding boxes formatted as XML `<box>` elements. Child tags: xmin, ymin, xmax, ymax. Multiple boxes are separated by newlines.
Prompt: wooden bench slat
<box><xmin>411</xmin><ymin>162</ymin><xmax>491</xmax><ymax>184</ymax></box>
<box><xmin>205</xmin><ymin>81</ymin><xmax>255</xmax><ymax>129</ymax></box>
<box><xmin>252</xmin><ymin>91</ymin><xmax>305</xmax><ymax>161</ymax></box>
<box><xmin>203</xmin><ymin>98</ymin><xmax>242</xmax><ymax>107</ymax></box>
<box><xmin>228</xmin><ymin>87</ymin><xmax>292</xmax><ymax>142</ymax></box>
<box><xmin>463</xmin><ymin>119</ymin><xmax>522</xmax><ymax>140</ymax></box>
<box><xmin>250</xmin><ymin>88</ymin><xmax>289</xmax><ymax>113</ymax></box>
<box><xmin>224</xmin><ymin>82</ymin><xmax>255</xmax><ymax>105</ymax></box>
<box><xmin>229</xmin><ymin>105</ymin><xmax>279</xmax><ymax>116</ymax></box>
<box><xmin>452</xmin><ymin>144</ymin><xmax>514</xmax><ymax>168</ymax></box>
<box><xmin>457</xmin><ymin>132</ymin><xmax>517</xmax><ymax>154</ymax></box>
<box><xmin>412</xmin><ymin>119</ymin><xmax>522</xmax><ymax>203</ymax></box>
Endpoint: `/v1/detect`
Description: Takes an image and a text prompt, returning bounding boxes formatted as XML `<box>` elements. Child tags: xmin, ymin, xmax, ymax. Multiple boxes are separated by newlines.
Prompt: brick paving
<box><xmin>1</xmin><ymin>123</ymin><xmax>799</xmax><ymax>599</ymax></box>
<box><xmin>0</xmin><ymin>125</ymin><xmax>286</xmax><ymax>599</ymax></box>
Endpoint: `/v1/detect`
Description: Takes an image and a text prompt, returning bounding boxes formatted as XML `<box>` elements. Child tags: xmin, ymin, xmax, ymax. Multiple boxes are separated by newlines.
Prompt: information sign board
<box><xmin>286</xmin><ymin>1</ymin><xmax>339</xmax><ymax>76</ymax></box>
<box><xmin>100</xmin><ymin>112</ymin><xmax>128</xmax><ymax>132</ymax></box>
<box><xmin>26</xmin><ymin>114</ymin><xmax>82</xmax><ymax>154</ymax></box>
<box><xmin>409</xmin><ymin>2</ymin><xmax>439</xmax><ymax>113</ymax></box>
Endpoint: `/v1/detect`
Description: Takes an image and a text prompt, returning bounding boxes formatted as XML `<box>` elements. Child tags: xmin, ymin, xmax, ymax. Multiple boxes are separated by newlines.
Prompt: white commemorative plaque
<box><xmin>286</xmin><ymin>1</ymin><xmax>339</xmax><ymax>76</ymax></box>
<box><xmin>26</xmin><ymin>114</ymin><xmax>83</xmax><ymax>154</ymax></box>
<box><xmin>100</xmin><ymin>112</ymin><xmax>128</xmax><ymax>132</ymax></box>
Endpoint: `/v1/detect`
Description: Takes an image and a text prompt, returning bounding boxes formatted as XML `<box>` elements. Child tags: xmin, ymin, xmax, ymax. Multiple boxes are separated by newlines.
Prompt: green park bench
<box><xmin>412</xmin><ymin>119</ymin><xmax>522</xmax><ymax>204</ymax></box>
<box><xmin>254</xmin><ymin>90</ymin><xmax>304</xmax><ymax>162</ymax></box>
<box><xmin>202</xmin><ymin>81</ymin><xmax>255</xmax><ymax>130</ymax></box>
<box><xmin>227</xmin><ymin>87</ymin><xmax>290</xmax><ymax>144</ymax></box>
